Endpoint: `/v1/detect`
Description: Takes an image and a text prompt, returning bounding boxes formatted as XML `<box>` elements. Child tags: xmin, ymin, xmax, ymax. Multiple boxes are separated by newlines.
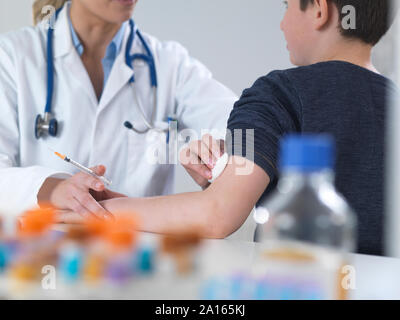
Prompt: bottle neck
<box><xmin>278</xmin><ymin>169</ymin><xmax>335</xmax><ymax>193</ymax></box>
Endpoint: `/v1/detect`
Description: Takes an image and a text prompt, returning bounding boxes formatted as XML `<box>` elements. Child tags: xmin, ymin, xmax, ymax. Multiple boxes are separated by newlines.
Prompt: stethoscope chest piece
<box><xmin>35</xmin><ymin>112</ymin><xmax>58</xmax><ymax>139</ymax></box>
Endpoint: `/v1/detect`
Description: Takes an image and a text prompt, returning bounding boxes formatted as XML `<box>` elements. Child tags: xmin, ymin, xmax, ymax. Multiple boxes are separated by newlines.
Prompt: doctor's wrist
<box><xmin>37</xmin><ymin>177</ymin><xmax>63</xmax><ymax>205</ymax></box>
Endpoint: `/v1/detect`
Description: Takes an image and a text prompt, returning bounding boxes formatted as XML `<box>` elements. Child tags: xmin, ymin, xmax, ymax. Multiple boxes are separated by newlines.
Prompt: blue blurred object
<box><xmin>0</xmin><ymin>240</ymin><xmax>19</xmax><ymax>272</ymax></box>
<box><xmin>59</xmin><ymin>244</ymin><xmax>83</xmax><ymax>282</ymax></box>
<box><xmin>254</xmin><ymin>278</ymin><xmax>271</xmax><ymax>300</ymax></box>
<box><xmin>231</xmin><ymin>274</ymin><xmax>256</xmax><ymax>300</ymax></box>
<box><xmin>0</xmin><ymin>244</ymin><xmax>6</xmax><ymax>272</ymax></box>
<box><xmin>202</xmin><ymin>277</ymin><xmax>231</xmax><ymax>300</ymax></box>
<box><xmin>136</xmin><ymin>246</ymin><xmax>155</xmax><ymax>274</ymax></box>
<box><xmin>201</xmin><ymin>274</ymin><xmax>327</xmax><ymax>300</ymax></box>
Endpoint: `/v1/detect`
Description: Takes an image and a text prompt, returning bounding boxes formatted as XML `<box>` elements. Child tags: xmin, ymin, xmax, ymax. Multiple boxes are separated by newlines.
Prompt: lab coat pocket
<box><xmin>126</xmin><ymin>130</ymin><xmax>168</xmax><ymax>175</ymax></box>
<box><xmin>126</xmin><ymin>131</ymin><xmax>146</xmax><ymax>176</ymax></box>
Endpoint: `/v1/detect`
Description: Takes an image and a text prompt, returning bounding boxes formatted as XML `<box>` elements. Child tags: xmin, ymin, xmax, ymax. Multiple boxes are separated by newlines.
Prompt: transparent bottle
<box><xmin>253</xmin><ymin>135</ymin><xmax>357</xmax><ymax>300</ymax></box>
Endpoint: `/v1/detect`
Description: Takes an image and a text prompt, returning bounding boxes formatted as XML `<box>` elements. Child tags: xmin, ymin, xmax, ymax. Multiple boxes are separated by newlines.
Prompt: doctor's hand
<box><xmin>89</xmin><ymin>165</ymin><xmax>128</xmax><ymax>202</ymax></box>
<box><xmin>179</xmin><ymin>134</ymin><xmax>225</xmax><ymax>189</ymax></box>
<box><xmin>38</xmin><ymin>165</ymin><xmax>114</xmax><ymax>221</ymax></box>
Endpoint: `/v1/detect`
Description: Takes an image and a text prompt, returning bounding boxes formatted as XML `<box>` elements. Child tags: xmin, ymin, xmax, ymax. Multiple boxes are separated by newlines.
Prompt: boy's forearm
<box><xmin>101</xmin><ymin>157</ymin><xmax>270</xmax><ymax>239</ymax></box>
<box><xmin>101</xmin><ymin>190</ymin><xmax>225</xmax><ymax>238</ymax></box>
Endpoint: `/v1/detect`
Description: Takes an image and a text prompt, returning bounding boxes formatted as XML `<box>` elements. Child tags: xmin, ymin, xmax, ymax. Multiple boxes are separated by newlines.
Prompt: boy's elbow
<box><xmin>199</xmin><ymin>197</ymin><xmax>238</xmax><ymax>239</ymax></box>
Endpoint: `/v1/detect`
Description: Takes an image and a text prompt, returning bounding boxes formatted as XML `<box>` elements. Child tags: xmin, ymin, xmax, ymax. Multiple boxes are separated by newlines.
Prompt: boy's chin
<box><xmin>290</xmin><ymin>54</ymin><xmax>311</xmax><ymax>67</ymax></box>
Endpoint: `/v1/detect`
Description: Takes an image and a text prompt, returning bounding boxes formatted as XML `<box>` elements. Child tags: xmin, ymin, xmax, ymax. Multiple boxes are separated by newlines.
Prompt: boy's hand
<box><xmin>179</xmin><ymin>134</ymin><xmax>225</xmax><ymax>189</ymax></box>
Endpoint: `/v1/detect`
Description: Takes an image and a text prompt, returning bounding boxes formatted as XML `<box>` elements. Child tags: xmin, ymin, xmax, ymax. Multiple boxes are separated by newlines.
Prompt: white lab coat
<box><xmin>0</xmin><ymin>5</ymin><xmax>237</xmax><ymax>216</ymax></box>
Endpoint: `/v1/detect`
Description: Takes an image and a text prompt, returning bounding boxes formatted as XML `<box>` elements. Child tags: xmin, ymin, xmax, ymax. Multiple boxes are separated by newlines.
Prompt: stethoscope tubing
<box><xmin>37</xmin><ymin>8</ymin><xmax>164</xmax><ymax>139</ymax></box>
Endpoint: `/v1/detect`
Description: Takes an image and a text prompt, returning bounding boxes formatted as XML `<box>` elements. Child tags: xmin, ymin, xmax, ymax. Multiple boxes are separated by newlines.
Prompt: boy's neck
<box><xmin>311</xmin><ymin>39</ymin><xmax>378</xmax><ymax>74</ymax></box>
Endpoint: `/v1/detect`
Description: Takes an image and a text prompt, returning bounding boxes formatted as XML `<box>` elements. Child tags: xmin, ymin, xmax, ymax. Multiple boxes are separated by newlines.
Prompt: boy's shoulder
<box><xmin>242</xmin><ymin>60</ymin><xmax>397</xmax><ymax>108</ymax></box>
<box><xmin>267</xmin><ymin>61</ymin><xmax>391</xmax><ymax>86</ymax></box>
<box><xmin>254</xmin><ymin>60</ymin><xmax>396</xmax><ymax>97</ymax></box>
<box><xmin>252</xmin><ymin>61</ymin><xmax>353</xmax><ymax>89</ymax></box>
<box><xmin>246</xmin><ymin>62</ymin><xmax>346</xmax><ymax>97</ymax></box>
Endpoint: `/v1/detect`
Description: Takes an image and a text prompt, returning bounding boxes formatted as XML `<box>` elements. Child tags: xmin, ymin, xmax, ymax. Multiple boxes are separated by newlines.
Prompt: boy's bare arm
<box><xmin>101</xmin><ymin>156</ymin><xmax>269</xmax><ymax>237</ymax></box>
<box><xmin>56</xmin><ymin>156</ymin><xmax>270</xmax><ymax>238</ymax></box>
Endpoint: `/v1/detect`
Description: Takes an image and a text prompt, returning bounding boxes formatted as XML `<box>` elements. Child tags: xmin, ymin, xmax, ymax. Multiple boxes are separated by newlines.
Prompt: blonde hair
<box><xmin>32</xmin><ymin>0</ymin><xmax>68</xmax><ymax>25</ymax></box>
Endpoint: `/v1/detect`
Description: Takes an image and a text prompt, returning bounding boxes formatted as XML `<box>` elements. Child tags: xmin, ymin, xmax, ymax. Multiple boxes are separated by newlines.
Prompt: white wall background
<box><xmin>0</xmin><ymin>0</ymin><xmax>397</xmax><ymax>242</ymax></box>
<box><xmin>0</xmin><ymin>0</ymin><xmax>292</xmax><ymax>195</ymax></box>
<box><xmin>133</xmin><ymin>0</ymin><xmax>293</xmax><ymax>194</ymax></box>
<box><xmin>0</xmin><ymin>0</ymin><xmax>397</xmax><ymax>195</ymax></box>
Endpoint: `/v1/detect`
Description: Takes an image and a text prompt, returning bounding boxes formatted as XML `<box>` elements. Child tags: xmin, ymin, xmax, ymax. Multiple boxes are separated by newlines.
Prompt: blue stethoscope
<box><xmin>35</xmin><ymin>9</ymin><xmax>176</xmax><ymax>140</ymax></box>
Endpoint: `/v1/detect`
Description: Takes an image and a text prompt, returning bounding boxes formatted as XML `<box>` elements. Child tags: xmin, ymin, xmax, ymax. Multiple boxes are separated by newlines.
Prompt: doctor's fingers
<box><xmin>187</xmin><ymin>140</ymin><xmax>215</xmax><ymax>169</ymax></box>
<box><xmin>181</xmin><ymin>150</ymin><xmax>212</xmax><ymax>181</ymax></box>
<box><xmin>73</xmin><ymin>172</ymin><xmax>105</xmax><ymax>192</ymax></box>
<box><xmin>202</xmin><ymin>134</ymin><xmax>224</xmax><ymax>160</ymax></box>
<box><xmin>91</xmin><ymin>165</ymin><xmax>106</xmax><ymax>177</ymax></box>
<box><xmin>71</xmin><ymin>189</ymin><xmax>112</xmax><ymax>220</ymax></box>
<box><xmin>187</xmin><ymin>166</ymin><xmax>212</xmax><ymax>189</ymax></box>
<box><xmin>68</xmin><ymin>197</ymin><xmax>97</xmax><ymax>220</ymax></box>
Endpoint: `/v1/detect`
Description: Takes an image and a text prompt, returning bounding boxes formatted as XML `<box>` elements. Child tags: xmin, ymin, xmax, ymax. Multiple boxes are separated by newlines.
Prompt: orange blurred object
<box><xmin>83</xmin><ymin>255</ymin><xmax>105</xmax><ymax>283</ymax></box>
<box><xmin>161</xmin><ymin>231</ymin><xmax>202</xmax><ymax>275</ymax></box>
<box><xmin>19</xmin><ymin>205</ymin><xmax>56</xmax><ymax>237</ymax></box>
<box><xmin>85</xmin><ymin>218</ymin><xmax>109</xmax><ymax>238</ymax></box>
<box><xmin>161</xmin><ymin>231</ymin><xmax>201</xmax><ymax>254</ymax></box>
<box><xmin>85</xmin><ymin>213</ymin><xmax>140</xmax><ymax>249</ymax></box>
<box><xmin>10</xmin><ymin>263</ymin><xmax>38</xmax><ymax>281</ymax></box>
<box><xmin>54</xmin><ymin>151</ymin><xmax>66</xmax><ymax>160</ymax></box>
<box><xmin>66</xmin><ymin>224</ymin><xmax>91</xmax><ymax>243</ymax></box>
<box><xmin>105</xmin><ymin>214</ymin><xmax>139</xmax><ymax>249</ymax></box>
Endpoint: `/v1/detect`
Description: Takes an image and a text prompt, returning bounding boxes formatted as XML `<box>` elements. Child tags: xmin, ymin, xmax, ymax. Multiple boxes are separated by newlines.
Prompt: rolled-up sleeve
<box><xmin>226</xmin><ymin>70</ymin><xmax>302</xmax><ymax>182</ymax></box>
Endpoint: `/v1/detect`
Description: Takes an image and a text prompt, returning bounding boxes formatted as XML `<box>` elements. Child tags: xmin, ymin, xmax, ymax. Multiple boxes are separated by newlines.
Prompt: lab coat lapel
<box><xmin>53</xmin><ymin>5</ymin><xmax>99</xmax><ymax>108</ymax></box>
<box><xmin>63</xmin><ymin>51</ymin><xmax>99</xmax><ymax>108</ymax></box>
<box><xmin>98</xmin><ymin>27</ymin><xmax>134</xmax><ymax>113</ymax></box>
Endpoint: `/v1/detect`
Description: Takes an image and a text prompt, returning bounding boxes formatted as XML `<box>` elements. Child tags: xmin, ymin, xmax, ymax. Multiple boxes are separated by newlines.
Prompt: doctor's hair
<box><xmin>299</xmin><ymin>0</ymin><xmax>398</xmax><ymax>45</ymax></box>
<box><xmin>32</xmin><ymin>0</ymin><xmax>68</xmax><ymax>25</ymax></box>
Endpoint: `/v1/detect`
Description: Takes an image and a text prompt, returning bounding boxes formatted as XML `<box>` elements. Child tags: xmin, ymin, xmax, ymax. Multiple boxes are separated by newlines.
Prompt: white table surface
<box><xmin>1</xmin><ymin>232</ymin><xmax>400</xmax><ymax>300</ymax></box>
<box><xmin>196</xmin><ymin>237</ymin><xmax>400</xmax><ymax>300</ymax></box>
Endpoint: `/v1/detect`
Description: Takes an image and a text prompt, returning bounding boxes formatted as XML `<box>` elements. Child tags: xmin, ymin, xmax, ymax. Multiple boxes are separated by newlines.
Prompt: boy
<box><xmin>59</xmin><ymin>0</ymin><xmax>398</xmax><ymax>256</ymax></box>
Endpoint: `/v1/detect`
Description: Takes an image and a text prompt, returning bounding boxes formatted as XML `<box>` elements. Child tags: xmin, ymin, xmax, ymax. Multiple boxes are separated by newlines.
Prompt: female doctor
<box><xmin>0</xmin><ymin>0</ymin><xmax>237</xmax><ymax>220</ymax></box>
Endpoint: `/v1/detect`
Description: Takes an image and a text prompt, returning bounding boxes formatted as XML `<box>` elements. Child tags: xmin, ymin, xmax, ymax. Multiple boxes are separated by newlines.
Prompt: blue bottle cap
<box><xmin>280</xmin><ymin>134</ymin><xmax>335</xmax><ymax>172</ymax></box>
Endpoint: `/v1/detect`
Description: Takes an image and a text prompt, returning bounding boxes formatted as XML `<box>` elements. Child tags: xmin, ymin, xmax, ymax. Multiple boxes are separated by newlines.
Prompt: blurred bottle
<box><xmin>135</xmin><ymin>237</ymin><xmax>157</xmax><ymax>275</ymax></box>
<box><xmin>254</xmin><ymin>134</ymin><xmax>357</xmax><ymax>300</ymax></box>
<box><xmin>58</xmin><ymin>241</ymin><xmax>84</xmax><ymax>283</ymax></box>
<box><xmin>9</xmin><ymin>207</ymin><xmax>58</xmax><ymax>282</ymax></box>
<box><xmin>103</xmin><ymin>215</ymin><xmax>139</xmax><ymax>286</ymax></box>
<box><xmin>83</xmin><ymin>241</ymin><xmax>106</xmax><ymax>285</ymax></box>
<box><xmin>160</xmin><ymin>232</ymin><xmax>201</xmax><ymax>276</ymax></box>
